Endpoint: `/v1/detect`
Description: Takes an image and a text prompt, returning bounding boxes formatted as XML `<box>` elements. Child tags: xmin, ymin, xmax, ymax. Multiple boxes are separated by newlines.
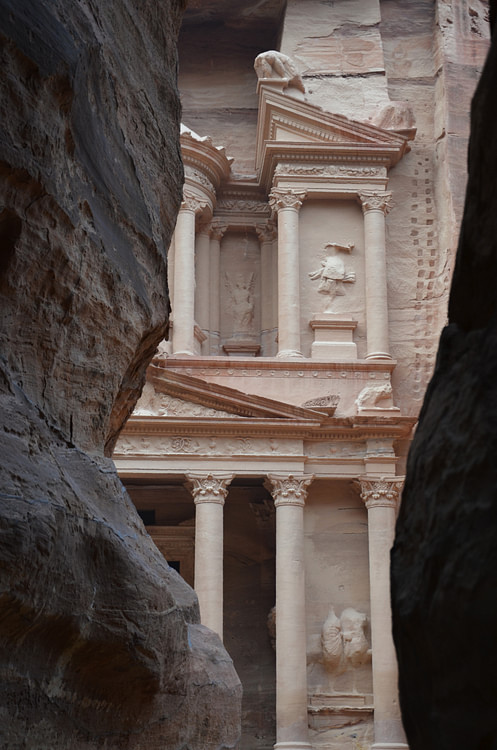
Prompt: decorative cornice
<box><xmin>359</xmin><ymin>191</ymin><xmax>393</xmax><ymax>215</ymax></box>
<box><xmin>266</xmin><ymin>473</ymin><xmax>313</xmax><ymax>507</ymax></box>
<box><xmin>186</xmin><ymin>472</ymin><xmax>233</xmax><ymax>505</ymax></box>
<box><xmin>181</xmin><ymin>191</ymin><xmax>208</xmax><ymax>214</ymax></box>
<box><xmin>357</xmin><ymin>476</ymin><xmax>404</xmax><ymax>510</ymax></box>
<box><xmin>268</xmin><ymin>188</ymin><xmax>307</xmax><ymax>212</ymax></box>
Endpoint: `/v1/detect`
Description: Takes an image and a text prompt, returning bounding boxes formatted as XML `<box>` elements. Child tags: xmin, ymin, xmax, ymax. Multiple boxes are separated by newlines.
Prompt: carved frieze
<box><xmin>134</xmin><ymin>385</ymin><xmax>237</xmax><ymax>419</ymax></box>
<box><xmin>215</xmin><ymin>199</ymin><xmax>270</xmax><ymax>215</ymax></box>
<box><xmin>275</xmin><ymin>163</ymin><xmax>383</xmax><ymax>177</ymax></box>
<box><xmin>114</xmin><ymin>434</ymin><xmax>302</xmax><ymax>458</ymax></box>
<box><xmin>184</xmin><ymin>165</ymin><xmax>215</xmax><ymax>194</ymax></box>
<box><xmin>302</xmin><ymin>394</ymin><xmax>340</xmax><ymax>410</ymax></box>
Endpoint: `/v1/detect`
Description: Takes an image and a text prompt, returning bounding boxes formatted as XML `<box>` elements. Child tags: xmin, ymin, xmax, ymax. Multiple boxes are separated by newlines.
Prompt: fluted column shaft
<box><xmin>359</xmin><ymin>477</ymin><xmax>407</xmax><ymax>750</ymax></box>
<box><xmin>195</xmin><ymin>224</ymin><xmax>211</xmax><ymax>354</ymax></box>
<box><xmin>209</xmin><ymin>222</ymin><xmax>227</xmax><ymax>355</ymax></box>
<box><xmin>173</xmin><ymin>193</ymin><xmax>207</xmax><ymax>356</ymax></box>
<box><xmin>267</xmin><ymin>474</ymin><xmax>313</xmax><ymax>750</ymax></box>
<box><xmin>256</xmin><ymin>221</ymin><xmax>277</xmax><ymax>356</ymax></box>
<box><xmin>269</xmin><ymin>190</ymin><xmax>306</xmax><ymax>358</ymax></box>
<box><xmin>360</xmin><ymin>192</ymin><xmax>392</xmax><ymax>360</ymax></box>
<box><xmin>187</xmin><ymin>473</ymin><xmax>233</xmax><ymax>640</ymax></box>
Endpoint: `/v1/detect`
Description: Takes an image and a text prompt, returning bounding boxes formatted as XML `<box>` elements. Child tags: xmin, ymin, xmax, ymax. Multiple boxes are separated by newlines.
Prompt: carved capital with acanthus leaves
<box><xmin>181</xmin><ymin>191</ymin><xmax>209</xmax><ymax>214</ymax></box>
<box><xmin>359</xmin><ymin>191</ymin><xmax>393</xmax><ymax>215</ymax></box>
<box><xmin>209</xmin><ymin>221</ymin><xmax>229</xmax><ymax>241</ymax></box>
<box><xmin>268</xmin><ymin>189</ymin><xmax>307</xmax><ymax>213</ymax></box>
<box><xmin>255</xmin><ymin>221</ymin><xmax>277</xmax><ymax>244</ymax></box>
<box><xmin>265</xmin><ymin>473</ymin><xmax>313</xmax><ymax>508</ymax></box>
<box><xmin>357</xmin><ymin>476</ymin><xmax>404</xmax><ymax>510</ymax></box>
<box><xmin>187</xmin><ymin>472</ymin><xmax>233</xmax><ymax>505</ymax></box>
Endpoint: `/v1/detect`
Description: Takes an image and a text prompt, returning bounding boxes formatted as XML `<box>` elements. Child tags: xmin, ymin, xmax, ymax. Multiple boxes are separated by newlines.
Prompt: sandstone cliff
<box><xmin>391</xmin><ymin>5</ymin><xmax>497</xmax><ymax>748</ymax></box>
<box><xmin>0</xmin><ymin>2</ymin><xmax>241</xmax><ymax>747</ymax></box>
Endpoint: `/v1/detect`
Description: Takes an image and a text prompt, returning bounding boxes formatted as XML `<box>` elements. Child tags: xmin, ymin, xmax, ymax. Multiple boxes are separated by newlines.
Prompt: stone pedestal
<box><xmin>266</xmin><ymin>474</ymin><xmax>313</xmax><ymax>750</ymax></box>
<box><xmin>223</xmin><ymin>340</ymin><xmax>261</xmax><ymax>357</ymax></box>
<box><xmin>310</xmin><ymin>313</ymin><xmax>358</xmax><ymax>360</ymax></box>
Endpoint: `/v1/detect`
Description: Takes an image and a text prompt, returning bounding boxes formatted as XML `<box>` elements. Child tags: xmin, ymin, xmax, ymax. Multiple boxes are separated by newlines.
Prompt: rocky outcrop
<box><xmin>391</xmin><ymin>7</ymin><xmax>497</xmax><ymax>750</ymax></box>
<box><xmin>0</xmin><ymin>1</ymin><xmax>241</xmax><ymax>748</ymax></box>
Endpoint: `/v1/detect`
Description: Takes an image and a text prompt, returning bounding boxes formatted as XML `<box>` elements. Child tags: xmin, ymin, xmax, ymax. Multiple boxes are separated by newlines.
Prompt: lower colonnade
<box><xmin>169</xmin><ymin>469</ymin><xmax>406</xmax><ymax>750</ymax></box>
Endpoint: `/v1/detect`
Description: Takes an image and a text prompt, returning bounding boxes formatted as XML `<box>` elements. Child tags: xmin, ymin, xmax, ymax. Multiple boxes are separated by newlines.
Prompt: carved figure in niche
<box><xmin>309</xmin><ymin>242</ymin><xmax>356</xmax><ymax>312</ymax></box>
<box><xmin>224</xmin><ymin>272</ymin><xmax>255</xmax><ymax>333</ymax></box>
<box><xmin>355</xmin><ymin>382</ymin><xmax>393</xmax><ymax>409</ymax></box>
<box><xmin>254</xmin><ymin>50</ymin><xmax>305</xmax><ymax>93</ymax></box>
<box><xmin>321</xmin><ymin>606</ymin><xmax>371</xmax><ymax>673</ymax></box>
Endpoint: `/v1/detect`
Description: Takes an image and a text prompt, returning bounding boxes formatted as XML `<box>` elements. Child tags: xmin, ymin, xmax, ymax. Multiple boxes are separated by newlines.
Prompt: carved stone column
<box><xmin>266</xmin><ymin>473</ymin><xmax>313</xmax><ymax>750</ymax></box>
<box><xmin>360</xmin><ymin>192</ymin><xmax>393</xmax><ymax>360</ymax></box>
<box><xmin>209</xmin><ymin>222</ymin><xmax>228</xmax><ymax>355</ymax></box>
<box><xmin>358</xmin><ymin>477</ymin><xmax>407</xmax><ymax>750</ymax></box>
<box><xmin>269</xmin><ymin>189</ymin><xmax>307</xmax><ymax>358</ymax></box>
<box><xmin>173</xmin><ymin>192</ymin><xmax>207</xmax><ymax>356</ymax></box>
<box><xmin>256</xmin><ymin>221</ymin><xmax>277</xmax><ymax>356</ymax></box>
<box><xmin>195</xmin><ymin>222</ymin><xmax>211</xmax><ymax>354</ymax></box>
<box><xmin>187</xmin><ymin>472</ymin><xmax>233</xmax><ymax>640</ymax></box>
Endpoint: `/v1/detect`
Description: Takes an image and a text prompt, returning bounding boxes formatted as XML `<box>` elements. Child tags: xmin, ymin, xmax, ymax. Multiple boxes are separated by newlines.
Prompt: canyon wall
<box><xmin>0</xmin><ymin>1</ymin><xmax>241</xmax><ymax>747</ymax></box>
<box><xmin>392</xmin><ymin>7</ymin><xmax>497</xmax><ymax>749</ymax></box>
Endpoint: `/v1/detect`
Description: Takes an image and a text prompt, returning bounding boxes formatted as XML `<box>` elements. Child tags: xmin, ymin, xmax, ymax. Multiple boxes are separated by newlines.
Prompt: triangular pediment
<box><xmin>256</xmin><ymin>85</ymin><xmax>409</xmax><ymax>176</ymax></box>
<box><xmin>131</xmin><ymin>365</ymin><xmax>326</xmax><ymax>422</ymax></box>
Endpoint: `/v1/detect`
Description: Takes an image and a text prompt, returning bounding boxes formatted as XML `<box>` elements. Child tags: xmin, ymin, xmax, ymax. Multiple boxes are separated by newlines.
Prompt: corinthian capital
<box><xmin>187</xmin><ymin>472</ymin><xmax>233</xmax><ymax>505</ymax></box>
<box><xmin>265</xmin><ymin>473</ymin><xmax>313</xmax><ymax>507</ymax></box>
<box><xmin>181</xmin><ymin>191</ymin><xmax>208</xmax><ymax>214</ymax></box>
<box><xmin>358</xmin><ymin>476</ymin><xmax>404</xmax><ymax>510</ymax></box>
<box><xmin>359</xmin><ymin>191</ymin><xmax>393</xmax><ymax>215</ymax></box>
<box><xmin>268</xmin><ymin>189</ymin><xmax>307</xmax><ymax>213</ymax></box>
<box><xmin>209</xmin><ymin>221</ymin><xmax>228</xmax><ymax>241</ymax></box>
<box><xmin>255</xmin><ymin>220</ymin><xmax>277</xmax><ymax>244</ymax></box>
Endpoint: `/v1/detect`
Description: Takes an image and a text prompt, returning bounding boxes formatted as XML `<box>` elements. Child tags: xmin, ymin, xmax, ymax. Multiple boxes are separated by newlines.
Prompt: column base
<box><xmin>274</xmin><ymin>743</ymin><xmax>312</xmax><ymax>750</ymax></box>
<box><xmin>277</xmin><ymin>349</ymin><xmax>304</xmax><ymax>359</ymax></box>
<box><xmin>365</xmin><ymin>351</ymin><xmax>392</xmax><ymax>360</ymax></box>
<box><xmin>371</xmin><ymin>744</ymin><xmax>409</xmax><ymax>750</ymax></box>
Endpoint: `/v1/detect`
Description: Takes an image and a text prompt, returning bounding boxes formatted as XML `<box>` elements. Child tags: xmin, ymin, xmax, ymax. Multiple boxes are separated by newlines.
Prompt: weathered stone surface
<box><xmin>0</xmin><ymin>1</ymin><xmax>241</xmax><ymax>747</ymax></box>
<box><xmin>391</xmin><ymin>10</ymin><xmax>497</xmax><ymax>749</ymax></box>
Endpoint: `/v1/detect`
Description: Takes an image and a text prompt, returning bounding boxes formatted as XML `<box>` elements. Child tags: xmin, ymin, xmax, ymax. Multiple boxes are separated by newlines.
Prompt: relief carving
<box><xmin>134</xmin><ymin>387</ymin><xmax>236</xmax><ymax>419</ymax></box>
<box><xmin>184</xmin><ymin>165</ymin><xmax>214</xmax><ymax>193</ymax></box>
<box><xmin>302</xmin><ymin>394</ymin><xmax>340</xmax><ymax>412</ymax></box>
<box><xmin>254</xmin><ymin>50</ymin><xmax>305</xmax><ymax>93</ymax></box>
<box><xmin>309</xmin><ymin>242</ymin><xmax>356</xmax><ymax>312</ymax></box>
<box><xmin>355</xmin><ymin>382</ymin><xmax>393</xmax><ymax>409</ymax></box>
<box><xmin>275</xmin><ymin>164</ymin><xmax>381</xmax><ymax>177</ymax></box>
<box><xmin>224</xmin><ymin>272</ymin><xmax>256</xmax><ymax>334</ymax></box>
<box><xmin>321</xmin><ymin>606</ymin><xmax>371</xmax><ymax>673</ymax></box>
<box><xmin>215</xmin><ymin>200</ymin><xmax>269</xmax><ymax>215</ymax></box>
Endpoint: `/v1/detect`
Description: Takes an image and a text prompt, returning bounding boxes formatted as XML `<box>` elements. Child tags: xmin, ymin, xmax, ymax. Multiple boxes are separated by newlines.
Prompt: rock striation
<box><xmin>0</xmin><ymin>1</ymin><xmax>241</xmax><ymax>748</ymax></box>
<box><xmin>391</xmin><ymin>6</ymin><xmax>497</xmax><ymax>749</ymax></box>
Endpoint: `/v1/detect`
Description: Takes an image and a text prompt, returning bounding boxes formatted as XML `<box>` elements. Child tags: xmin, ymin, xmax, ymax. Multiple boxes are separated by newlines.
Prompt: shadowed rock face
<box><xmin>391</xmin><ymin>5</ymin><xmax>497</xmax><ymax>750</ymax></box>
<box><xmin>0</xmin><ymin>1</ymin><xmax>241</xmax><ymax>747</ymax></box>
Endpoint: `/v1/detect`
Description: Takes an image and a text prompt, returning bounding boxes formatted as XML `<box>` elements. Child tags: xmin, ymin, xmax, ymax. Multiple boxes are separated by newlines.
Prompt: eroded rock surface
<box><xmin>0</xmin><ymin>1</ymin><xmax>241</xmax><ymax>747</ymax></box>
<box><xmin>391</xmin><ymin>7</ymin><xmax>497</xmax><ymax>749</ymax></box>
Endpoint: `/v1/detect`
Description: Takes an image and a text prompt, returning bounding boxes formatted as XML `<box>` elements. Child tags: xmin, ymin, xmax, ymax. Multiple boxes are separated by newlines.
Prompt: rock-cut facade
<box><xmin>113</xmin><ymin>2</ymin><xmax>490</xmax><ymax>749</ymax></box>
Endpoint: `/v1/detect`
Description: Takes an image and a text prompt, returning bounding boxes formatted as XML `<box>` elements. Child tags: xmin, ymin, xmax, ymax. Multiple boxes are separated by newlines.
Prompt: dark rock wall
<box><xmin>0</xmin><ymin>1</ymin><xmax>241</xmax><ymax>747</ymax></box>
<box><xmin>391</xmin><ymin>5</ymin><xmax>497</xmax><ymax>749</ymax></box>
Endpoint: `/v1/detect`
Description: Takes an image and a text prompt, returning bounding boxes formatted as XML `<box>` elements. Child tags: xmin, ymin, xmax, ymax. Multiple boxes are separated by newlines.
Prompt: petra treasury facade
<box><xmin>111</xmin><ymin>3</ymin><xmax>489</xmax><ymax>750</ymax></box>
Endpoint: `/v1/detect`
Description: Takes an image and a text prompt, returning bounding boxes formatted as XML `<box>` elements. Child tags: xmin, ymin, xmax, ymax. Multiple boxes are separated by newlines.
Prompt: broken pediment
<box><xmin>132</xmin><ymin>366</ymin><xmax>327</xmax><ymax>422</ymax></box>
<box><xmin>255</xmin><ymin>85</ymin><xmax>409</xmax><ymax>188</ymax></box>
